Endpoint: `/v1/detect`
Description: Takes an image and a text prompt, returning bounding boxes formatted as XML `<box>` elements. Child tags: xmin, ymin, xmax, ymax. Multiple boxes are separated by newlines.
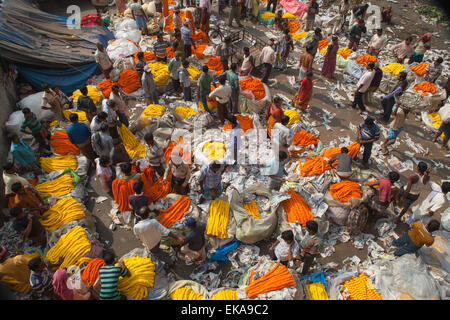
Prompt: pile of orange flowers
<box><xmin>410</xmin><ymin>62</ymin><xmax>428</xmax><ymax>76</ymax></box>
<box><xmin>223</xmin><ymin>115</ymin><xmax>254</xmax><ymax>133</ymax></box>
<box><xmin>157</xmin><ymin>196</ymin><xmax>191</xmax><ymax>228</ymax></box>
<box><xmin>413</xmin><ymin>81</ymin><xmax>436</xmax><ymax>96</ymax></box>
<box><xmin>355</xmin><ymin>54</ymin><xmax>378</xmax><ymax>67</ymax></box>
<box><xmin>323</xmin><ymin>142</ymin><xmax>360</xmax><ymax>163</ymax></box>
<box><xmin>246</xmin><ymin>262</ymin><xmax>296</xmax><ymax>299</ymax></box>
<box><xmin>81</xmin><ymin>258</ymin><xmax>106</xmax><ymax>287</ymax></box>
<box><xmin>282</xmin><ymin>189</ymin><xmax>314</xmax><ymax>225</ymax></box>
<box><xmin>329</xmin><ymin>180</ymin><xmax>362</xmax><ymax>203</ymax></box>
<box><xmin>298</xmin><ymin>157</ymin><xmax>331</xmax><ymax>177</ymax></box>
<box><xmin>287</xmin><ymin>20</ymin><xmax>301</xmax><ymax>33</ymax></box>
<box><xmin>50</xmin><ymin>130</ymin><xmax>80</xmax><ymax>156</ymax></box>
<box><xmin>239</xmin><ymin>77</ymin><xmax>266</xmax><ymax>101</ymax></box>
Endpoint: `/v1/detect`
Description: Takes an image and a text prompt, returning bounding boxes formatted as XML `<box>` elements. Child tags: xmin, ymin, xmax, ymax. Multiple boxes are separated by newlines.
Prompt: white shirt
<box><xmin>272</xmin><ymin>123</ymin><xmax>291</xmax><ymax>147</ymax></box>
<box><xmin>109</xmin><ymin>91</ymin><xmax>128</xmax><ymax>116</ymax></box>
<box><xmin>274</xmin><ymin>236</ymin><xmax>300</xmax><ymax>261</ymax></box>
<box><xmin>369</xmin><ymin>34</ymin><xmax>387</xmax><ymax>51</ymax></box>
<box><xmin>356</xmin><ymin>69</ymin><xmax>375</xmax><ymax>93</ymax></box>
<box><xmin>90</xmin><ymin>116</ymin><xmax>103</xmax><ymax>132</ymax></box>
<box><xmin>209</xmin><ymin>85</ymin><xmax>232</xmax><ymax>104</ymax></box>
<box><xmin>95</xmin><ymin>49</ymin><xmax>112</xmax><ymax>70</ymax></box>
<box><xmin>412</xmin><ymin>182</ymin><xmax>447</xmax><ymax>221</ymax></box>
<box><xmin>3</xmin><ymin>172</ymin><xmax>29</xmax><ymax>195</ymax></box>
<box><xmin>133</xmin><ymin>218</ymin><xmax>170</xmax><ymax>250</ymax></box>
<box><xmin>259</xmin><ymin>46</ymin><xmax>276</xmax><ymax>64</ymax></box>
<box><xmin>179</xmin><ymin>68</ymin><xmax>191</xmax><ymax>87</ymax></box>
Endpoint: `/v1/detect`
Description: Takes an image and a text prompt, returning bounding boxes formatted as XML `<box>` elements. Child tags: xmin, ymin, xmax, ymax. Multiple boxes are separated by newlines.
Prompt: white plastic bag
<box><xmin>115</xmin><ymin>29</ymin><xmax>142</xmax><ymax>45</ymax></box>
<box><xmin>438</xmin><ymin>103</ymin><xmax>450</xmax><ymax>124</ymax></box>
<box><xmin>418</xmin><ymin>230</ymin><xmax>450</xmax><ymax>273</ymax></box>
<box><xmin>106</xmin><ymin>38</ymin><xmax>139</xmax><ymax>62</ymax></box>
<box><xmin>17</xmin><ymin>92</ymin><xmax>56</xmax><ymax>121</ymax></box>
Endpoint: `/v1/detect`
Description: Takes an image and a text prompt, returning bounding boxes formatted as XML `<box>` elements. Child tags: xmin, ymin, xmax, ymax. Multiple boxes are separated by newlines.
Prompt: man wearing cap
<box><xmin>198</xmin><ymin>161</ymin><xmax>226</xmax><ymax>203</ymax></box>
<box><xmin>142</xmin><ymin>65</ymin><xmax>159</xmax><ymax>105</ymax></box>
<box><xmin>179</xmin><ymin>217</ymin><xmax>207</xmax><ymax>265</ymax></box>
<box><xmin>67</xmin><ymin>113</ymin><xmax>97</xmax><ymax>164</ymax></box>
<box><xmin>259</xmin><ymin>39</ymin><xmax>276</xmax><ymax>83</ymax></box>
<box><xmin>218</xmin><ymin>36</ymin><xmax>235</xmax><ymax>72</ymax></box>
<box><xmin>164</xmin><ymin>152</ymin><xmax>191</xmax><ymax>195</ymax></box>
<box><xmin>357</xmin><ymin>116</ymin><xmax>380</xmax><ymax>167</ymax></box>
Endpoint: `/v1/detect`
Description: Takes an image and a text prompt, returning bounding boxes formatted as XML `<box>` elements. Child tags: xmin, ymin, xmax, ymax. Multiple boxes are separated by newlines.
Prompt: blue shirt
<box><xmin>199</xmin><ymin>164</ymin><xmax>225</xmax><ymax>189</ymax></box>
<box><xmin>11</xmin><ymin>139</ymin><xmax>37</xmax><ymax>167</ymax></box>
<box><xmin>67</xmin><ymin>122</ymin><xmax>91</xmax><ymax>145</ymax></box>
<box><xmin>359</xmin><ymin>122</ymin><xmax>380</xmax><ymax>141</ymax></box>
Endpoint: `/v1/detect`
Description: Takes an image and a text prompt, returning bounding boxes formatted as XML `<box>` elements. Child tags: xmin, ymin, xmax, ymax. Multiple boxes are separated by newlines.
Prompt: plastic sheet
<box><xmin>107</xmin><ymin>38</ymin><xmax>139</xmax><ymax>62</ymax></box>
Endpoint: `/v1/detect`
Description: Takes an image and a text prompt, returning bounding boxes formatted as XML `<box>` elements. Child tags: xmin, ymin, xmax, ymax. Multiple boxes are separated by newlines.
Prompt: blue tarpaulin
<box><xmin>17</xmin><ymin>63</ymin><xmax>101</xmax><ymax>96</ymax></box>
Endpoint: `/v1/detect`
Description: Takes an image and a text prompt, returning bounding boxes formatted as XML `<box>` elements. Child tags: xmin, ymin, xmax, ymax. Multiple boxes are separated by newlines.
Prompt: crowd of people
<box><xmin>1</xmin><ymin>0</ymin><xmax>449</xmax><ymax>300</ymax></box>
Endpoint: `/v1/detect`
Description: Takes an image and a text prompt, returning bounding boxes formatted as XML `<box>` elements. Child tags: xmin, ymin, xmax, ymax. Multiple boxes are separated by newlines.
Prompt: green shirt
<box><xmin>99</xmin><ymin>265</ymin><xmax>129</xmax><ymax>300</ymax></box>
<box><xmin>21</xmin><ymin>113</ymin><xmax>42</xmax><ymax>133</ymax></box>
<box><xmin>198</xmin><ymin>74</ymin><xmax>214</xmax><ymax>91</ymax></box>
<box><xmin>225</xmin><ymin>70</ymin><xmax>239</xmax><ymax>89</ymax></box>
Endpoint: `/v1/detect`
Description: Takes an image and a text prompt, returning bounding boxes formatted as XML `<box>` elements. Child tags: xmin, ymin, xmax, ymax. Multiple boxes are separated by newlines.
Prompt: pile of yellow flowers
<box><xmin>243</xmin><ymin>201</ymin><xmax>261</xmax><ymax>219</ymax></box>
<box><xmin>117</xmin><ymin>124</ymin><xmax>146</xmax><ymax>158</ymax></box>
<box><xmin>293</xmin><ymin>32</ymin><xmax>308</xmax><ymax>41</ymax></box>
<box><xmin>142</xmin><ymin>104</ymin><xmax>166</xmax><ymax>118</ymax></box>
<box><xmin>428</xmin><ymin>113</ymin><xmax>445</xmax><ymax>139</ymax></box>
<box><xmin>343</xmin><ymin>274</ymin><xmax>383</xmax><ymax>300</ymax></box>
<box><xmin>170</xmin><ymin>287</ymin><xmax>203</xmax><ymax>300</ymax></box>
<box><xmin>36</xmin><ymin>174</ymin><xmax>74</xmax><ymax>198</ymax></box>
<box><xmin>117</xmin><ymin>256</ymin><xmax>155</xmax><ymax>300</ymax></box>
<box><xmin>382</xmin><ymin>63</ymin><xmax>405</xmax><ymax>76</ymax></box>
<box><xmin>282</xmin><ymin>12</ymin><xmax>296</xmax><ymax>19</ymax></box>
<box><xmin>175</xmin><ymin>106</ymin><xmax>197</xmax><ymax>119</ymax></box>
<box><xmin>337</xmin><ymin>47</ymin><xmax>352</xmax><ymax>58</ymax></box>
<box><xmin>261</xmin><ymin>12</ymin><xmax>275</xmax><ymax>20</ymax></box>
<box><xmin>284</xmin><ymin>109</ymin><xmax>300</xmax><ymax>126</ymax></box>
<box><xmin>187</xmin><ymin>65</ymin><xmax>201</xmax><ymax>80</ymax></box>
<box><xmin>211</xmin><ymin>289</ymin><xmax>238</xmax><ymax>300</ymax></box>
<box><xmin>63</xmin><ymin>110</ymin><xmax>88</xmax><ymax>123</ymax></box>
<box><xmin>75</xmin><ymin>256</ymin><xmax>93</xmax><ymax>267</ymax></box>
<box><xmin>0</xmin><ymin>252</ymin><xmax>40</xmax><ymax>292</ymax></box>
<box><xmin>72</xmin><ymin>85</ymin><xmax>103</xmax><ymax>105</ymax></box>
<box><xmin>306</xmin><ymin>282</ymin><xmax>329</xmax><ymax>300</ymax></box>
<box><xmin>148</xmin><ymin>62</ymin><xmax>170</xmax><ymax>86</ymax></box>
<box><xmin>203</xmin><ymin>142</ymin><xmax>226</xmax><ymax>161</ymax></box>
<box><xmin>46</xmin><ymin>226</ymin><xmax>91</xmax><ymax>269</ymax></box>
<box><xmin>40</xmin><ymin>197</ymin><xmax>85</xmax><ymax>232</ymax></box>
<box><xmin>206</xmin><ymin>200</ymin><xmax>230</xmax><ymax>239</ymax></box>
<box><xmin>39</xmin><ymin>155</ymin><xmax>78</xmax><ymax>173</ymax></box>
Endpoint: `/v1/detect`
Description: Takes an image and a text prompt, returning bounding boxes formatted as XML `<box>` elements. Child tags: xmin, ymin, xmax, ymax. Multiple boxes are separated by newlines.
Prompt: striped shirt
<box><xmin>99</xmin><ymin>265</ymin><xmax>129</xmax><ymax>300</ymax></box>
<box><xmin>154</xmin><ymin>40</ymin><xmax>169</xmax><ymax>59</ymax></box>
<box><xmin>199</xmin><ymin>164</ymin><xmax>225</xmax><ymax>189</ymax></box>
<box><xmin>21</xmin><ymin>113</ymin><xmax>42</xmax><ymax>133</ymax></box>
<box><xmin>359</xmin><ymin>122</ymin><xmax>380</xmax><ymax>141</ymax></box>
<box><xmin>300</xmin><ymin>233</ymin><xmax>323</xmax><ymax>255</ymax></box>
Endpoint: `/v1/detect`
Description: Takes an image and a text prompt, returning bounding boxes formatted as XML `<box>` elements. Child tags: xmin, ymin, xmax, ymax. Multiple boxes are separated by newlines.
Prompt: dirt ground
<box><xmin>40</xmin><ymin>0</ymin><xmax>450</xmax><ymax>281</ymax></box>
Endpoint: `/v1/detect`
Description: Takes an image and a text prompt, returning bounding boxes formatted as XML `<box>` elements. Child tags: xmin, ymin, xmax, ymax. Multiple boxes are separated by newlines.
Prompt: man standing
<box><xmin>181</xmin><ymin>20</ymin><xmax>195</xmax><ymax>58</ymax></box>
<box><xmin>102</xmin><ymin>99</ymin><xmax>120</xmax><ymax>139</ymax></box>
<box><xmin>259</xmin><ymin>39</ymin><xmax>276</xmax><ymax>84</ymax></box>
<box><xmin>304</xmin><ymin>28</ymin><xmax>323</xmax><ymax>59</ymax></box>
<box><xmin>218</xmin><ymin>37</ymin><xmax>234</xmax><ymax>72</ymax></box>
<box><xmin>262</xmin><ymin>150</ymin><xmax>288</xmax><ymax>191</ymax></box>
<box><xmin>304</xmin><ymin>0</ymin><xmax>319</xmax><ymax>31</ymax></box>
<box><xmin>168</xmin><ymin>52</ymin><xmax>182</xmax><ymax>95</ymax></box>
<box><xmin>209</xmin><ymin>76</ymin><xmax>232</xmax><ymax>124</ymax></box>
<box><xmin>178</xmin><ymin>218</ymin><xmax>207</xmax><ymax>265</ymax></box>
<box><xmin>351</xmin><ymin>61</ymin><xmax>375</xmax><ymax>113</ymax></box>
<box><xmin>391</xmin><ymin>220</ymin><xmax>440</xmax><ymax>257</ymax></box>
<box><xmin>229</xmin><ymin>0</ymin><xmax>243</xmax><ymax>27</ymax></box>
<box><xmin>153</xmin><ymin>33</ymin><xmax>170</xmax><ymax>63</ymax></box>
<box><xmin>299</xmin><ymin>220</ymin><xmax>322</xmax><ymax>276</ymax></box>
<box><xmin>77</xmin><ymin>86</ymin><xmax>98</xmax><ymax>122</ymax></box>
<box><xmin>239</xmin><ymin>47</ymin><xmax>255</xmax><ymax>76</ymax></box>
<box><xmin>368</xmin><ymin>29</ymin><xmax>387</xmax><ymax>56</ymax></box>
<box><xmin>109</xmin><ymin>85</ymin><xmax>129</xmax><ymax>128</ymax></box>
<box><xmin>356</xmin><ymin>116</ymin><xmax>380</xmax><ymax>167</ymax></box>
<box><xmin>95</xmin><ymin>42</ymin><xmax>113</xmax><ymax>79</ymax></box>
<box><xmin>179</xmin><ymin>60</ymin><xmax>192</xmax><ymax>102</ymax></box>
<box><xmin>142</xmin><ymin>66</ymin><xmax>159</xmax><ymax>105</ymax></box>
<box><xmin>298</xmin><ymin>45</ymin><xmax>314</xmax><ymax>83</ymax></box>
<box><xmin>90</xmin><ymin>111</ymin><xmax>108</xmax><ymax>133</ymax></box>
<box><xmin>67</xmin><ymin>113</ymin><xmax>97</xmax><ymax>165</ymax></box>
<box><xmin>381</xmin><ymin>71</ymin><xmax>408</xmax><ymax>123</ymax></box>
<box><xmin>197</xmin><ymin>66</ymin><xmax>214</xmax><ymax>114</ymax></box>
<box><xmin>381</xmin><ymin>103</ymin><xmax>409</xmax><ymax>154</ymax></box>
<box><xmin>20</xmin><ymin>108</ymin><xmax>50</xmax><ymax>152</ymax></box>
<box><xmin>225</xmin><ymin>63</ymin><xmax>240</xmax><ymax>114</ymax></box>
<box><xmin>92</xmin><ymin>123</ymin><xmax>114</xmax><ymax>159</ymax></box>
<box><xmin>198</xmin><ymin>161</ymin><xmax>226</xmax><ymax>203</ymax></box>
